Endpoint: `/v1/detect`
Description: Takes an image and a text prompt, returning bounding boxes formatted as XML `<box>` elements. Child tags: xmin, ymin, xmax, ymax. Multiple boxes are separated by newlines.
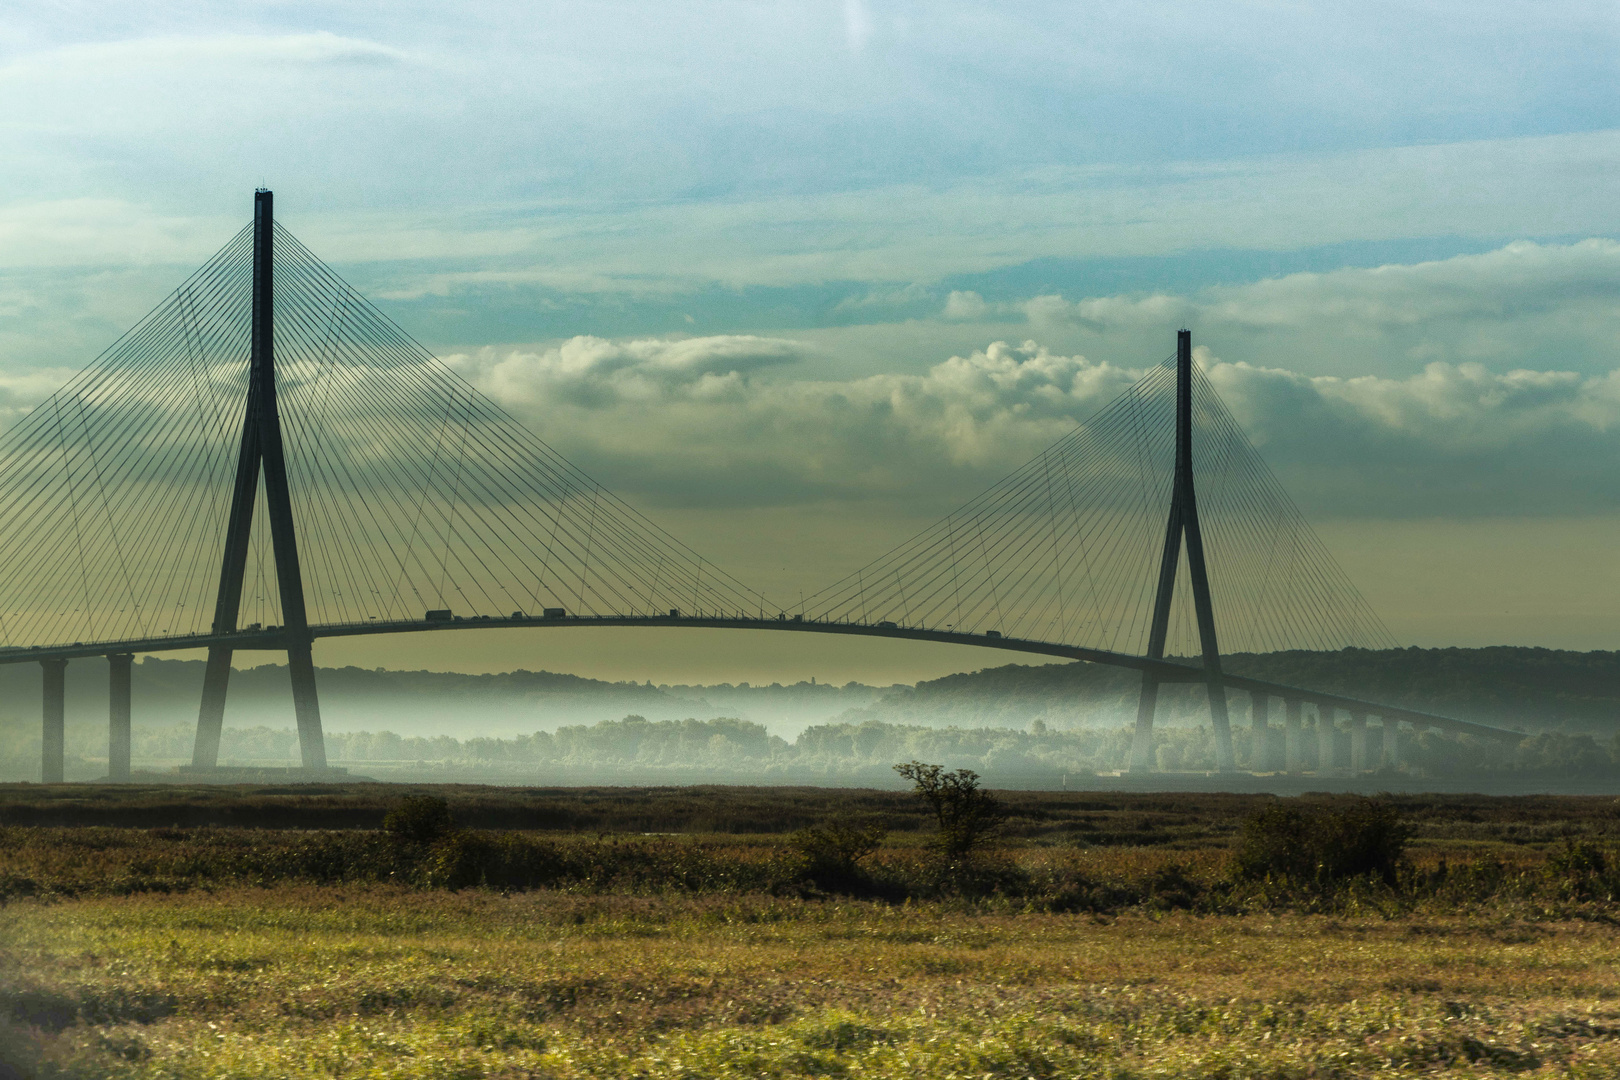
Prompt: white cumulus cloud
<box><xmin>445</xmin><ymin>331</ymin><xmax>1620</xmax><ymax>521</ymax></box>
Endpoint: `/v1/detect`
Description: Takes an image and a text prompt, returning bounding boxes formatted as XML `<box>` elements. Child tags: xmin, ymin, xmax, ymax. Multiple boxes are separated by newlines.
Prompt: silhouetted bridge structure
<box><xmin>10</xmin><ymin>193</ymin><xmax>1523</xmax><ymax>783</ymax></box>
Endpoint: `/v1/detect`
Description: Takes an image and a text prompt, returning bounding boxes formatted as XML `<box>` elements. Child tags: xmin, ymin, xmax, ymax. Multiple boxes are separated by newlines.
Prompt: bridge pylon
<box><xmin>190</xmin><ymin>190</ymin><xmax>326</xmax><ymax>772</ymax></box>
<box><xmin>1128</xmin><ymin>330</ymin><xmax>1235</xmax><ymax>773</ymax></box>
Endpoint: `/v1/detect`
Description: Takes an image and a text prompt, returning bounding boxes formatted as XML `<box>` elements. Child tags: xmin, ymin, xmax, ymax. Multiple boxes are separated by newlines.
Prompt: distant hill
<box><xmin>0</xmin><ymin>657</ymin><xmax>885</xmax><ymax>739</ymax></box>
<box><xmin>0</xmin><ymin>658</ymin><xmax>683</xmax><ymax>736</ymax></box>
<box><xmin>3</xmin><ymin>647</ymin><xmax>1615</xmax><ymax>751</ymax></box>
<box><xmin>1226</xmin><ymin>648</ymin><xmax>1620</xmax><ymax>729</ymax></box>
<box><xmin>855</xmin><ymin>647</ymin><xmax>1620</xmax><ymax>732</ymax></box>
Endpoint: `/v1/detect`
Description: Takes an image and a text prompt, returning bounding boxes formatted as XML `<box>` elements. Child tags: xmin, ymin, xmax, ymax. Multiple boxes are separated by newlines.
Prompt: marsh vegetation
<box><xmin>6</xmin><ymin>783</ymin><xmax>1620</xmax><ymax>1077</ymax></box>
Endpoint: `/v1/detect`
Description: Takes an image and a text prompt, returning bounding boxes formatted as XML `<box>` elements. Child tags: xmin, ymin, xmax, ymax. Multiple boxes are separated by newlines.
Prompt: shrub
<box><xmin>1545</xmin><ymin>837</ymin><xmax>1615</xmax><ymax>901</ymax></box>
<box><xmin>1145</xmin><ymin>863</ymin><xmax>1203</xmax><ymax>910</ymax></box>
<box><xmin>893</xmin><ymin>761</ymin><xmax>1003</xmax><ymax>860</ymax></box>
<box><xmin>790</xmin><ymin>819</ymin><xmax>887</xmax><ymax>890</ymax></box>
<box><xmin>419</xmin><ymin>831</ymin><xmax>566</xmax><ymax>890</ymax></box>
<box><xmin>383</xmin><ymin>796</ymin><xmax>453</xmax><ymax>844</ymax></box>
<box><xmin>1233</xmin><ymin>799</ymin><xmax>1410</xmax><ymax>889</ymax></box>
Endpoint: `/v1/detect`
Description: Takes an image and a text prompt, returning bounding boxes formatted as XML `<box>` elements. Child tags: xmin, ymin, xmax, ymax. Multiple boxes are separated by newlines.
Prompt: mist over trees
<box><xmin>2</xmin><ymin>646</ymin><xmax>1619</xmax><ymax>785</ymax></box>
<box><xmin>9</xmin><ymin>711</ymin><xmax>1620</xmax><ymax>788</ymax></box>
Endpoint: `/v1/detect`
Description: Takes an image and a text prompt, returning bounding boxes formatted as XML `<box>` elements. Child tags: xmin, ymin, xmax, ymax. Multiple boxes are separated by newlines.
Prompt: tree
<box><xmin>893</xmin><ymin>760</ymin><xmax>1003</xmax><ymax>859</ymax></box>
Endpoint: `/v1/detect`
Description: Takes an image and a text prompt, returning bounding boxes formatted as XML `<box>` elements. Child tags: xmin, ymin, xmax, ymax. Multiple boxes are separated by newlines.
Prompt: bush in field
<box><xmin>1545</xmin><ymin>837</ymin><xmax>1616</xmax><ymax>900</ymax></box>
<box><xmin>1233</xmin><ymin>800</ymin><xmax>1410</xmax><ymax>888</ymax></box>
<box><xmin>420</xmin><ymin>831</ymin><xmax>567</xmax><ymax>890</ymax></box>
<box><xmin>1145</xmin><ymin>863</ymin><xmax>1204</xmax><ymax>910</ymax></box>
<box><xmin>790</xmin><ymin>819</ymin><xmax>887</xmax><ymax>890</ymax></box>
<box><xmin>383</xmin><ymin>796</ymin><xmax>453</xmax><ymax>844</ymax></box>
<box><xmin>894</xmin><ymin>761</ymin><xmax>1003</xmax><ymax>860</ymax></box>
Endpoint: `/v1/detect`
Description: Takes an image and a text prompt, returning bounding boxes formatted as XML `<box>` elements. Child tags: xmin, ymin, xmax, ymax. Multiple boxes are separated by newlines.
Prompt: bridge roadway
<box><xmin>0</xmin><ymin>612</ymin><xmax>1523</xmax><ymax>744</ymax></box>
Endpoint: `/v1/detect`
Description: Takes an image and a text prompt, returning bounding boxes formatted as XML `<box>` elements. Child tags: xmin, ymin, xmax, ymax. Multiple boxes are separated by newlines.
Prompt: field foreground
<box><xmin>5</xmin><ymin>887</ymin><xmax>1620</xmax><ymax>1079</ymax></box>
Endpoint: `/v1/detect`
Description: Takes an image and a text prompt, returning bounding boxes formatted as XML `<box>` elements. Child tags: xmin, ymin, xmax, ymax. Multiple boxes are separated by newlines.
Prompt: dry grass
<box><xmin>6</xmin><ymin>788</ymin><xmax>1620</xmax><ymax>1077</ymax></box>
<box><xmin>6</xmin><ymin>886</ymin><xmax>1620</xmax><ymax>1077</ymax></box>
<box><xmin>9</xmin><ymin>783</ymin><xmax>1620</xmax><ymax>847</ymax></box>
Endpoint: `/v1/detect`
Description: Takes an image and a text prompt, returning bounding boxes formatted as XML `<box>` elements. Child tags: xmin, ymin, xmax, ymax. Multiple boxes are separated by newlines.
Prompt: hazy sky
<box><xmin>2</xmin><ymin>2</ymin><xmax>1618</xmax><ymax>682</ymax></box>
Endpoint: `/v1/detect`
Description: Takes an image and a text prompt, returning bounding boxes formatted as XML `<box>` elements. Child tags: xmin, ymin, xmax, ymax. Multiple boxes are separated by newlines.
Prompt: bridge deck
<box><xmin>0</xmin><ymin>615</ymin><xmax>1523</xmax><ymax>743</ymax></box>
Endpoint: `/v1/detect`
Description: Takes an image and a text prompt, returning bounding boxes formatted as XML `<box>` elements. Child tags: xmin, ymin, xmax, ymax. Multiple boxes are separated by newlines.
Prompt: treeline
<box><xmin>9</xmin><ymin>647</ymin><xmax>1619</xmax><ymax>740</ymax></box>
<box><xmin>13</xmin><ymin>713</ymin><xmax>1620</xmax><ymax>783</ymax></box>
<box><xmin>0</xmin><ymin>657</ymin><xmax>881</xmax><ymax>732</ymax></box>
<box><xmin>866</xmin><ymin>648</ymin><xmax>1620</xmax><ymax>731</ymax></box>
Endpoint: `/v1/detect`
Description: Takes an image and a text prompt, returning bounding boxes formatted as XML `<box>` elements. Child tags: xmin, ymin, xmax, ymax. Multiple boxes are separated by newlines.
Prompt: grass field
<box><xmin>5</xmin><ymin>785</ymin><xmax>1620</xmax><ymax>1078</ymax></box>
<box><xmin>9</xmin><ymin>889</ymin><xmax>1620</xmax><ymax>1078</ymax></box>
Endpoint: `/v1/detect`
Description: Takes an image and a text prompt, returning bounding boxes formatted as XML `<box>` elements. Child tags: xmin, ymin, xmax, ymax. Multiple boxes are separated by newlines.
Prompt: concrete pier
<box><xmin>41</xmin><ymin>658</ymin><xmax>66</xmax><ymax>783</ymax></box>
<box><xmin>1284</xmin><ymin>698</ymin><xmax>1303</xmax><ymax>773</ymax></box>
<box><xmin>1251</xmin><ymin>691</ymin><xmax>1273</xmax><ymax>771</ymax></box>
<box><xmin>1381</xmin><ymin>720</ymin><xmax>1401</xmax><ymax>769</ymax></box>
<box><xmin>109</xmin><ymin>653</ymin><xmax>133</xmax><ymax>782</ymax></box>
<box><xmin>1317</xmin><ymin>707</ymin><xmax>1337</xmax><ymax>775</ymax></box>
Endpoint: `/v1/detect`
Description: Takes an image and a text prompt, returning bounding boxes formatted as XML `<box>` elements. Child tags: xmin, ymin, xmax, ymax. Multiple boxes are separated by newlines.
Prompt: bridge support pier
<box><xmin>1207</xmin><ymin>686</ymin><xmax>1235</xmax><ymax>773</ymax></box>
<box><xmin>40</xmin><ymin>658</ymin><xmax>66</xmax><ymax>783</ymax></box>
<box><xmin>1381</xmin><ymin>720</ymin><xmax>1401</xmax><ymax>770</ymax></box>
<box><xmin>108</xmin><ymin>654</ymin><xmax>132</xmax><ymax>782</ymax></box>
<box><xmin>1316</xmin><ymin>707</ymin><xmax>1337</xmax><ymax>775</ymax></box>
<box><xmin>1284</xmin><ymin>698</ymin><xmax>1303</xmax><ymax>772</ymax></box>
<box><xmin>1250</xmin><ymin>691</ymin><xmax>1273</xmax><ymax>771</ymax></box>
<box><xmin>288</xmin><ymin>642</ymin><xmax>327</xmax><ymax>770</ymax></box>
<box><xmin>1350</xmin><ymin>711</ymin><xmax>1368</xmax><ymax>774</ymax></box>
<box><xmin>1129</xmin><ymin>676</ymin><xmax>1159</xmax><ymax>772</ymax></box>
<box><xmin>193</xmin><ymin>648</ymin><xmax>232</xmax><ymax>770</ymax></box>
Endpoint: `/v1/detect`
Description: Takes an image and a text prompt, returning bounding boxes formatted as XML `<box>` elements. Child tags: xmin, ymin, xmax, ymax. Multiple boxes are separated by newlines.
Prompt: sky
<box><xmin>1</xmin><ymin>1</ymin><xmax>1618</xmax><ymax>683</ymax></box>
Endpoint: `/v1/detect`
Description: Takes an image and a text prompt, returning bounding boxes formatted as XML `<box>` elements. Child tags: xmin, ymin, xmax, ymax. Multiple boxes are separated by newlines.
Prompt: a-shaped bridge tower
<box><xmin>194</xmin><ymin>191</ymin><xmax>324</xmax><ymax>770</ymax></box>
<box><xmin>1134</xmin><ymin>330</ymin><xmax>1234</xmax><ymax>773</ymax></box>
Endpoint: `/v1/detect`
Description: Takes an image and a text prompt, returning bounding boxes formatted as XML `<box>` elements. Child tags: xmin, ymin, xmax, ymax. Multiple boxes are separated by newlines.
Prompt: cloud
<box><xmin>434</xmin><ymin>238</ymin><xmax>1620</xmax><ymax>520</ymax></box>
<box><xmin>0</xmin><ymin>32</ymin><xmax>409</xmax><ymax>78</ymax></box>
<box><xmin>7</xmin><ymin>239</ymin><xmax>1619</xmax><ymax>531</ymax></box>
<box><xmin>0</xmin><ymin>369</ymin><xmax>83</xmax><ymax>430</ymax></box>
<box><xmin>1017</xmin><ymin>239</ymin><xmax>1620</xmax><ymax>377</ymax></box>
<box><xmin>834</xmin><ymin>283</ymin><xmax>932</xmax><ymax>312</ymax></box>
<box><xmin>3</xmin><ymin>126</ymin><xmax>1616</xmax><ymax>296</ymax></box>
<box><xmin>300</xmin><ymin>131</ymin><xmax>1620</xmax><ymax>290</ymax></box>
<box><xmin>0</xmin><ymin>200</ymin><xmax>237</xmax><ymax>270</ymax></box>
<box><xmin>0</xmin><ymin>32</ymin><xmax>419</xmax><ymax>180</ymax></box>
<box><xmin>1202</xmin><ymin>358</ymin><xmax>1620</xmax><ymax>517</ymax></box>
<box><xmin>844</xmin><ymin>0</ymin><xmax>874</xmax><ymax>53</ymax></box>
<box><xmin>942</xmin><ymin>290</ymin><xmax>990</xmax><ymax>321</ymax></box>
<box><xmin>443</xmin><ymin>331</ymin><xmax>1620</xmax><ymax>522</ymax></box>
<box><xmin>1043</xmin><ymin>239</ymin><xmax>1620</xmax><ymax>336</ymax></box>
<box><xmin>448</xmin><ymin>337</ymin><xmax>1141</xmax><ymax>506</ymax></box>
<box><xmin>460</xmin><ymin>335</ymin><xmax>808</xmax><ymax>409</ymax></box>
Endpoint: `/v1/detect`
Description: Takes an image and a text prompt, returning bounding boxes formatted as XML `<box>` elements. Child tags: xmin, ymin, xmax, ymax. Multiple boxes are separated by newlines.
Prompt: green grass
<box><xmin>7</xmin><ymin>888</ymin><xmax>1620</xmax><ymax>1077</ymax></box>
<box><xmin>9</xmin><ymin>787</ymin><xmax>1620</xmax><ymax>1077</ymax></box>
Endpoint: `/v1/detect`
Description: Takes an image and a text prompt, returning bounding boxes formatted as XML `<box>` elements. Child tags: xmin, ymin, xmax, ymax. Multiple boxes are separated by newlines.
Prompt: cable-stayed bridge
<box><xmin>10</xmin><ymin>192</ymin><xmax>1522</xmax><ymax>783</ymax></box>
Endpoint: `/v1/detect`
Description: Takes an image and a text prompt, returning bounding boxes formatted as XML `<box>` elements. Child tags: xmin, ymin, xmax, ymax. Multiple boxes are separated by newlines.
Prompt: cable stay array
<box><xmin>0</xmin><ymin>222</ymin><xmax>772</xmax><ymax>650</ymax></box>
<box><xmin>8</xmin><ymin>192</ymin><xmax>1520</xmax><ymax>786</ymax></box>
<box><xmin>800</xmin><ymin>356</ymin><xmax>1396</xmax><ymax>659</ymax></box>
<box><xmin>0</xmin><ymin>200</ymin><xmax>1389</xmax><ymax>668</ymax></box>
